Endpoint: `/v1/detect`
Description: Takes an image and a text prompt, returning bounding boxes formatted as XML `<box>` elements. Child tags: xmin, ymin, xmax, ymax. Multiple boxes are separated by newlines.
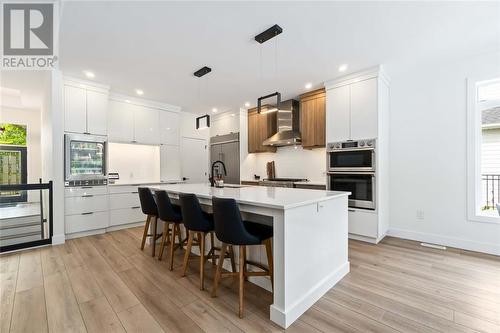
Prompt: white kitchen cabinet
<box><xmin>64</xmin><ymin>85</ymin><xmax>87</xmax><ymax>134</ymax></box>
<box><xmin>326</xmin><ymin>77</ymin><xmax>379</xmax><ymax>141</ymax></box>
<box><xmin>64</xmin><ymin>83</ymin><xmax>109</xmax><ymax>135</ymax></box>
<box><xmin>65</xmin><ymin>211</ymin><xmax>109</xmax><ymax>234</ymax></box>
<box><xmin>326</xmin><ymin>84</ymin><xmax>350</xmax><ymax>142</ymax></box>
<box><xmin>160</xmin><ymin>145</ymin><xmax>181</xmax><ymax>181</ymax></box>
<box><xmin>134</xmin><ymin>106</ymin><xmax>160</xmax><ymax>144</ymax></box>
<box><xmin>86</xmin><ymin>90</ymin><xmax>108</xmax><ymax>135</ymax></box>
<box><xmin>108</xmin><ymin>100</ymin><xmax>161</xmax><ymax>144</ymax></box>
<box><xmin>350</xmin><ymin>78</ymin><xmax>378</xmax><ymax>140</ymax></box>
<box><xmin>109</xmin><ymin>207</ymin><xmax>145</xmax><ymax>227</ymax></box>
<box><xmin>159</xmin><ymin>111</ymin><xmax>180</xmax><ymax>145</ymax></box>
<box><xmin>108</xmin><ymin>100</ymin><xmax>135</xmax><ymax>142</ymax></box>
<box><xmin>348</xmin><ymin>209</ymin><xmax>378</xmax><ymax>239</ymax></box>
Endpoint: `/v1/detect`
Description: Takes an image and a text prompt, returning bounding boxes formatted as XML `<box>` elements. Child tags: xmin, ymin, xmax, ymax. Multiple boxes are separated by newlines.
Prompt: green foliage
<box><xmin>0</xmin><ymin>124</ymin><xmax>27</xmax><ymax>145</ymax></box>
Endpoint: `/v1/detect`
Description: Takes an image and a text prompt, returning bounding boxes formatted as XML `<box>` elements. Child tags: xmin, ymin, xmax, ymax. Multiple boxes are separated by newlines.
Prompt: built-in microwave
<box><xmin>64</xmin><ymin>133</ymin><xmax>107</xmax><ymax>187</ymax></box>
<box><xmin>327</xmin><ymin>139</ymin><xmax>375</xmax><ymax>172</ymax></box>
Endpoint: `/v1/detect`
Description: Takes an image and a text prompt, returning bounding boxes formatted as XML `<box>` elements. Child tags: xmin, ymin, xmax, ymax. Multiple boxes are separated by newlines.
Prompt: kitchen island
<box><xmin>150</xmin><ymin>183</ymin><xmax>350</xmax><ymax>328</ymax></box>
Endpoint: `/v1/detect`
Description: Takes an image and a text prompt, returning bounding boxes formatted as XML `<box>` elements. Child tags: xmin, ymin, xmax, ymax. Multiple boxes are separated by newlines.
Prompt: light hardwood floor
<box><xmin>1</xmin><ymin>227</ymin><xmax>499</xmax><ymax>333</ymax></box>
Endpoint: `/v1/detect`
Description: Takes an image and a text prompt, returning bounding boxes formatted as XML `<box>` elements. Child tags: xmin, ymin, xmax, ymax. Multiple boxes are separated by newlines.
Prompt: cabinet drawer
<box><xmin>65</xmin><ymin>186</ymin><xmax>108</xmax><ymax>197</ymax></box>
<box><xmin>108</xmin><ymin>185</ymin><xmax>139</xmax><ymax>194</ymax></box>
<box><xmin>109</xmin><ymin>208</ymin><xmax>146</xmax><ymax>226</ymax></box>
<box><xmin>109</xmin><ymin>192</ymin><xmax>140</xmax><ymax>210</ymax></box>
<box><xmin>65</xmin><ymin>211</ymin><xmax>109</xmax><ymax>234</ymax></box>
<box><xmin>348</xmin><ymin>209</ymin><xmax>378</xmax><ymax>238</ymax></box>
<box><xmin>65</xmin><ymin>195</ymin><xmax>109</xmax><ymax>215</ymax></box>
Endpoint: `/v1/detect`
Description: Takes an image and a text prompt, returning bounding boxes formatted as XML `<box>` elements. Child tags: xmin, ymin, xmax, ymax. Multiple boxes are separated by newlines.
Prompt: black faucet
<box><xmin>210</xmin><ymin>160</ymin><xmax>227</xmax><ymax>187</ymax></box>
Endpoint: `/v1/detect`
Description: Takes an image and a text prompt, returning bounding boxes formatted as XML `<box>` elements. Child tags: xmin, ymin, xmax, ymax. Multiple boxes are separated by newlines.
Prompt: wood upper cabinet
<box><xmin>247</xmin><ymin>107</ymin><xmax>277</xmax><ymax>153</ymax></box>
<box><xmin>300</xmin><ymin>88</ymin><xmax>326</xmax><ymax>148</ymax></box>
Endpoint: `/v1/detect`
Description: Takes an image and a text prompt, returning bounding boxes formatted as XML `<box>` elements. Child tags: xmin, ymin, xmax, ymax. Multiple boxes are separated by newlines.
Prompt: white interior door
<box><xmin>181</xmin><ymin>137</ymin><xmax>208</xmax><ymax>183</ymax></box>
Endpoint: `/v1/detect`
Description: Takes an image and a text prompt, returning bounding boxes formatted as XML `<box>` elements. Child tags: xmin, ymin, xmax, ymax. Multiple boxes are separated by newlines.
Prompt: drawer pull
<box><xmin>131</xmin><ymin>191</ymin><xmax>138</xmax><ymax>194</ymax></box>
<box><xmin>348</xmin><ymin>209</ymin><xmax>356</xmax><ymax>212</ymax></box>
<box><xmin>81</xmin><ymin>212</ymin><xmax>94</xmax><ymax>215</ymax></box>
<box><xmin>81</xmin><ymin>186</ymin><xmax>93</xmax><ymax>189</ymax></box>
<box><xmin>131</xmin><ymin>206</ymin><xmax>141</xmax><ymax>209</ymax></box>
<box><xmin>82</xmin><ymin>194</ymin><xmax>94</xmax><ymax>198</ymax></box>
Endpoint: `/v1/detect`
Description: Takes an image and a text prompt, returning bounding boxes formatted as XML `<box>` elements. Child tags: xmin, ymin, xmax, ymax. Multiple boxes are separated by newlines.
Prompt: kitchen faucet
<box><xmin>210</xmin><ymin>160</ymin><xmax>227</xmax><ymax>187</ymax></box>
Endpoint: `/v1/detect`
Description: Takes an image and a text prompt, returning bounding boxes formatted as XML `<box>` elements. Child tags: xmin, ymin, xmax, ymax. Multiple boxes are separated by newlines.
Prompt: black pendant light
<box><xmin>193</xmin><ymin>66</ymin><xmax>212</xmax><ymax>129</ymax></box>
<box><xmin>255</xmin><ymin>25</ymin><xmax>283</xmax><ymax>114</ymax></box>
<box><xmin>196</xmin><ymin>114</ymin><xmax>210</xmax><ymax>129</ymax></box>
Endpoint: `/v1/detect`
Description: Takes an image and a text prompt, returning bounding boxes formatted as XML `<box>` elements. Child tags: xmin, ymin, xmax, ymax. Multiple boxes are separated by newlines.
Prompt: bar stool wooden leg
<box><xmin>151</xmin><ymin>217</ymin><xmax>158</xmax><ymax>257</ymax></box>
<box><xmin>176</xmin><ymin>224</ymin><xmax>183</xmax><ymax>249</ymax></box>
<box><xmin>200</xmin><ymin>232</ymin><xmax>206</xmax><ymax>290</ymax></box>
<box><xmin>182</xmin><ymin>231</ymin><xmax>194</xmax><ymax>276</ymax></box>
<box><xmin>210</xmin><ymin>232</ymin><xmax>216</xmax><ymax>265</ymax></box>
<box><xmin>140</xmin><ymin>215</ymin><xmax>151</xmax><ymax>250</ymax></box>
<box><xmin>211</xmin><ymin>243</ymin><xmax>227</xmax><ymax>297</ymax></box>
<box><xmin>158</xmin><ymin>222</ymin><xmax>170</xmax><ymax>260</ymax></box>
<box><xmin>168</xmin><ymin>223</ymin><xmax>177</xmax><ymax>270</ymax></box>
<box><xmin>264</xmin><ymin>238</ymin><xmax>274</xmax><ymax>291</ymax></box>
<box><xmin>243</xmin><ymin>246</ymin><xmax>248</xmax><ymax>282</ymax></box>
<box><xmin>229</xmin><ymin>245</ymin><xmax>236</xmax><ymax>273</ymax></box>
<box><xmin>238</xmin><ymin>245</ymin><xmax>245</xmax><ymax>318</ymax></box>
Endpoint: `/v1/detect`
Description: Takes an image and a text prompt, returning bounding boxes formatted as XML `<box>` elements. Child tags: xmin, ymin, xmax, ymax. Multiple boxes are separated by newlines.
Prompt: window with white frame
<box><xmin>468</xmin><ymin>78</ymin><xmax>500</xmax><ymax>222</ymax></box>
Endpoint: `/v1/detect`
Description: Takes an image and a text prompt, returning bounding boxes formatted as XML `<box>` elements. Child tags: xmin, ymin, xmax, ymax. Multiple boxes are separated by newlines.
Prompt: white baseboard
<box><xmin>52</xmin><ymin>234</ymin><xmax>65</xmax><ymax>245</ymax></box>
<box><xmin>270</xmin><ymin>261</ymin><xmax>350</xmax><ymax>328</ymax></box>
<box><xmin>387</xmin><ymin>228</ymin><xmax>500</xmax><ymax>256</ymax></box>
<box><xmin>348</xmin><ymin>233</ymin><xmax>378</xmax><ymax>244</ymax></box>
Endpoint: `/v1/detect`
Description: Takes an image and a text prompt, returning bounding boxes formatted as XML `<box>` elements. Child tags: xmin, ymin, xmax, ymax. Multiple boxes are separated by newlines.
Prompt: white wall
<box><xmin>388</xmin><ymin>50</ymin><xmax>500</xmax><ymax>254</ymax></box>
<box><xmin>108</xmin><ymin>143</ymin><xmax>160</xmax><ymax>184</ymax></box>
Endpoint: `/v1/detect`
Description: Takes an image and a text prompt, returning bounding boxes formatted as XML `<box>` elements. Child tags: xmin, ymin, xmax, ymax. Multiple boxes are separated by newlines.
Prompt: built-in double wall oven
<box><xmin>327</xmin><ymin>139</ymin><xmax>376</xmax><ymax>210</ymax></box>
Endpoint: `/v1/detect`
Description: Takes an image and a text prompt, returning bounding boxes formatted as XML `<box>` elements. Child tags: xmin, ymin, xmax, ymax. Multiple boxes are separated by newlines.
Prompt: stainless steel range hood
<box><xmin>262</xmin><ymin>99</ymin><xmax>301</xmax><ymax>147</ymax></box>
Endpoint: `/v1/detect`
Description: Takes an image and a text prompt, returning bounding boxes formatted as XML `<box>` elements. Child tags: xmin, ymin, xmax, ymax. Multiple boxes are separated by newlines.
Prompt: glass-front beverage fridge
<box><xmin>64</xmin><ymin>134</ymin><xmax>107</xmax><ymax>186</ymax></box>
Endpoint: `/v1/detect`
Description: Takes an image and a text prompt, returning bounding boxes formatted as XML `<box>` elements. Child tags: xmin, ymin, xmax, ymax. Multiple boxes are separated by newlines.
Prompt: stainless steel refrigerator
<box><xmin>210</xmin><ymin>133</ymin><xmax>240</xmax><ymax>185</ymax></box>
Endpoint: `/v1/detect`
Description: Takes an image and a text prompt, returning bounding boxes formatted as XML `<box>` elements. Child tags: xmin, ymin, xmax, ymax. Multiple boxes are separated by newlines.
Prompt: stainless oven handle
<box><xmin>327</xmin><ymin>148</ymin><xmax>375</xmax><ymax>153</ymax></box>
<box><xmin>327</xmin><ymin>171</ymin><xmax>375</xmax><ymax>176</ymax></box>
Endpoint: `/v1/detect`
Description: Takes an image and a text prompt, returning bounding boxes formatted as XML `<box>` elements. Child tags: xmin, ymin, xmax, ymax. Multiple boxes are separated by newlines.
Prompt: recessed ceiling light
<box><xmin>305</xmin><ymin>83</ymin><xmax>312</xmax><ymax>89</ymax></box>
<box><xmin>83</xmin><ymin>71</ymin><xmax>95</xmax><ymax>79</ymax></box>
<box><xmin>135</xmin><ymin>89</ymin><xmax>144</xmax><ymax>96</ymax></box>
<box><xmin>338</xmin><ymin>64</ymin><xmax>348</xmax><ymax>72</ymax></box>
<box><xmin>230</xmin><ymin>113</ymin><xmax>235</xmax><ymax>117</ymax></box>
<box><xmin>212</xmin><ymin>108</ymin><xmax>218</xmax><ymax>113</ymax></box>
<box><xmin>244</xmin><ymin>102</ymin><xmax>251</xmax><ymax>108</ymax></box>
<box><xmin>125</xmin><ymin>100</ymin><xmax>131</xmax><ymax>103</ymax></box>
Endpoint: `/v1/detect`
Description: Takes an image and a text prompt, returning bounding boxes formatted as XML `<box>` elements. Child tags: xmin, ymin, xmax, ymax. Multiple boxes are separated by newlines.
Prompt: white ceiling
<box><xmin>59</xmin><ymin>1</ymin><xmax>500</xmax><ymax>114</ymax></box>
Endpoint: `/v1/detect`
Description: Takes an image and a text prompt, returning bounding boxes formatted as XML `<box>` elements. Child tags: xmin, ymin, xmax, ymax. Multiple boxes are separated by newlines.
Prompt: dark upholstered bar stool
<box><xmin>179</xmin><ymin>193</ymin><xmax>235</xmax><ymax>290</ymax></box>
<box><xmin>211</xmin><ymin>196</ymin><xmax>273</xmax><ymax>318</ymax></box>
<box><xmin>138</xmin><ymin>187</ymin><xmax>160</xmax><ymax>257</ymax></box>
<box><xmin>153</xmin><ymin>190</ymin><xmax>184</xmax><ymax>270</ymax></box>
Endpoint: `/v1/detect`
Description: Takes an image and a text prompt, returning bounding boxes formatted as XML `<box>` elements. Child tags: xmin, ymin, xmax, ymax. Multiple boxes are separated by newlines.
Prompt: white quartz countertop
<box><xmin>109</xmin><ymin>180</ymin><xmax>184</xmax><ymax>186</ymax></box>
<box><xmin>149</xmin><ymin>183</ymin><xmax>349</xmax><ymax>210</ymax></box>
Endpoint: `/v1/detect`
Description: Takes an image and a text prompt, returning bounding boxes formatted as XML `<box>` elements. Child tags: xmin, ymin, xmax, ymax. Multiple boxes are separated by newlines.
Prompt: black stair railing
<box><xmin>0</xmin><ymin>181</ymin><xmax>53</xmax><ymax>252</ymax></box>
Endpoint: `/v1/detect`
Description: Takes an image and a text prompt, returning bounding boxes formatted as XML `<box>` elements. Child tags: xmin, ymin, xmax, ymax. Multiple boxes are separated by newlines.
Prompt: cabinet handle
<box><xmin>81</xmin><ymin>186</ymin><xmax>93</xmax><ymax>189</ymax></box>
<box><xmin>82</xmin><ymin>194</ymin><xmax>94</xmax><ymax>198</ymax></box>
<box><xmin>81</xmin><ymin>212</ymin><xmax>94</xmax><ymax>215</ymax></box>
<box><xmin>131</xmin><ymin>191</ymin><xmax>138</xmax><ymax>194</ymax></box>
<box><xmin>348</xmin><ymin>209</ymin><xmax>355</xmax><ymax>212</ymax></box>
<box><xmin>131</xmin><ymin>206</ymin><xmax>140</xmax><ymax>209</ymax></box>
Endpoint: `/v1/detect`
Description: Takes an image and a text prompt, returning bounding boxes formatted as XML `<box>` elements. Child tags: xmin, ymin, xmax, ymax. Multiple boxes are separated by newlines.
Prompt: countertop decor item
<box><xmin>266</xmin><ymin>161</ymin><xmax>275</xmax><ymax>179</ymax></box>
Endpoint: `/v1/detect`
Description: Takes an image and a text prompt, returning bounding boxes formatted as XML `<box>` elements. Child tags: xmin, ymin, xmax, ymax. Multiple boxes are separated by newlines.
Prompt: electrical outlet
<box><xmin>416</xmin><ymin>210</ymin><xmax>424</xmax><ymax>220</ymax></box>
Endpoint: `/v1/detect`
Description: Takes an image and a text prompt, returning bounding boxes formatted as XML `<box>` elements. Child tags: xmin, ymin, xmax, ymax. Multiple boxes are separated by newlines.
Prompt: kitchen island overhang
<box><xmin>149</xmin><ymin>183</ymin><xmax>350</xmax><ymax>328</ymax></box>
